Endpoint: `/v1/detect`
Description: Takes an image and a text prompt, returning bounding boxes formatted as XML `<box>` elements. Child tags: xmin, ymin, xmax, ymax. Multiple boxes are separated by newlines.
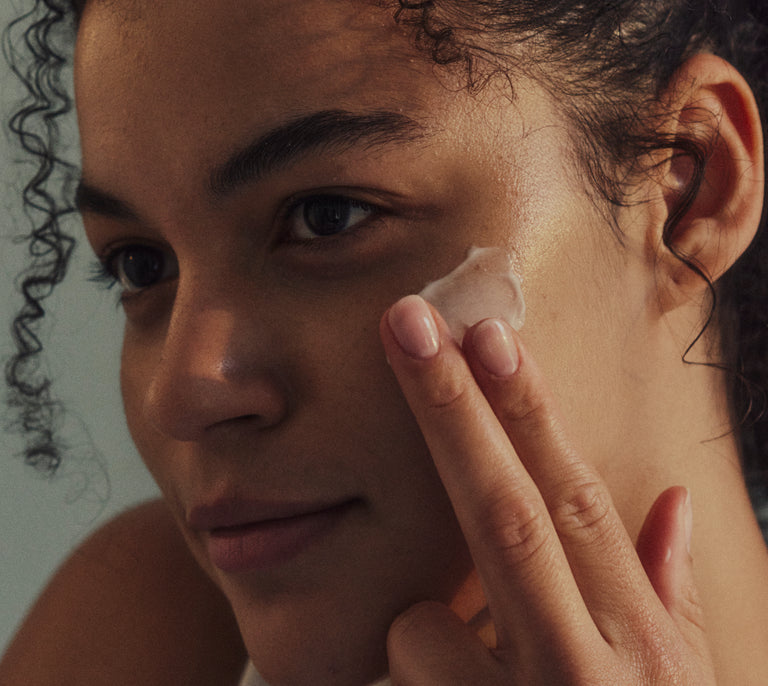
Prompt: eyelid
<box><xmin>96</xmin><ymin>236</ymin><xmax>170</xmax><ymax>265</ymax></box>
<box><xmin>280</xmin><ymin>185</ymin><xmax>398</xmax><ymax>215</ymax></box>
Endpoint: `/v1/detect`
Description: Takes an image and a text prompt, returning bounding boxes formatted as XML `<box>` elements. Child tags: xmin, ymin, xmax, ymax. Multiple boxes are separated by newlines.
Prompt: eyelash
<box><xmin>88</xmin><ymin>193</ymin><xmax>384</xmax><ymax>295</ymax></box>
<box><xmin>88</xmin><ymin>260</ymin><xmax>121</xmax><ymax>292</ymax></box>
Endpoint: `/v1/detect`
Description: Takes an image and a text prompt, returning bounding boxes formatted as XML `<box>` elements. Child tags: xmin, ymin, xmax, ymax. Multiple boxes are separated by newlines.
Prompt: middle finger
<box><xmin>463</xmin><ymin>315</ymin><xmax>669</xmax><ymax>646</ymax></box>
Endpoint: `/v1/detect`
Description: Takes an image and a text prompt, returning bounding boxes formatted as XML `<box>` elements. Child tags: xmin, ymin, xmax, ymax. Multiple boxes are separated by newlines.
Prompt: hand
<box><xmin>379</xmin><ymin>295</ymin><xmax>715</xmax><ymax>685</ymax></box>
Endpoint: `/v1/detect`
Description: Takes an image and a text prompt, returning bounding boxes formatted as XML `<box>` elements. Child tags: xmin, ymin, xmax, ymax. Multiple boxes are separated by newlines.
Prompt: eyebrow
<box><xmin>75</xmin><ymin>182</ymin><xmax>139</xmax><ymax>221</ymax></box>
<box><xmin>75</xmin><ymin>109</ymin><xmax>427</xmax><ymax>219</ymax></box>
<box><xmin>210</xmin><ymin>109</ymin><xmax>427</xmax><ymax>196</ymax></box>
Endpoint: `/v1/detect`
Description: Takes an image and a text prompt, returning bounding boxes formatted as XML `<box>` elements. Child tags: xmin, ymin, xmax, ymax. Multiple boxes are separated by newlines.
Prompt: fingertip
<box><xmin>683</xmin><ymin>487</ymin><xmax>693</xmax><ymax>558</ymax></box>
<box><xmin>464</xmin><ymin>318</ymin><xmax>563</xmax><ymax>440</ymax></box>
<box><xmin>467</xmin><ymin>318</ymin><xmax>521</xmax><ymax>378</ymax></box>
<box><xmin>385</xmin><ymin>295</ymin><xmax>441</xmax><ymax>360</ymax></box>
<box><xmin>381</xmin><ymin>296</ymin><xmax>464</xmax><ymax>362</ymax></box>
<box><xmin>637</xmin><ymin>486</ymin><xmax>696</xmax><ymax>612</ymax></box>
<box><xmin>636</xmin><ymin>487</ymin><xmax>688</xmax><ymax>562</ymax></box>
<box><xmin>669</xmin><ymin>485</ymin><xmax>694</xmax><ymax>565</ymax></box>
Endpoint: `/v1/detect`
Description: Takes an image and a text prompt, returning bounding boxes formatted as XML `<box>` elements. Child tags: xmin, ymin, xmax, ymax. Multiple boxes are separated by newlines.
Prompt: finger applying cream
<box><xmin>419</xmin><ymin>246</ymin><xmax>525</xmax><ymax>344</ymax></box>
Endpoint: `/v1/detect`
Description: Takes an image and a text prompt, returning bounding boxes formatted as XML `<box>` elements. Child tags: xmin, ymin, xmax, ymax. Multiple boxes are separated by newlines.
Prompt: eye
<box><xmin>105</xmin><ymin>244</ymin><xmax>179</xmax><ymax>295</ymax></box>
<box><xmin>285</xmin><ymin>195</ymin><xmax>375</xmax><ymax>242</ymax></box>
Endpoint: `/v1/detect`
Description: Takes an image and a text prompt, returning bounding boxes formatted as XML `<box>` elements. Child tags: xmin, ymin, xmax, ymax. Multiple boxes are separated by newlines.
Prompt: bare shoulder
<box><xmin>0</xmin><ymin>499</ymin><xmax>247</xmax><ymax>686</ymax></box>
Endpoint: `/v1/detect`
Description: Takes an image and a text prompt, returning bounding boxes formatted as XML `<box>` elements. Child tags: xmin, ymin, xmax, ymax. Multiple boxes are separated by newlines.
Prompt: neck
<box><xmin>607</xmin><ymin>314</ymin><xmax>768</xmax><ymax>684</ymax></box>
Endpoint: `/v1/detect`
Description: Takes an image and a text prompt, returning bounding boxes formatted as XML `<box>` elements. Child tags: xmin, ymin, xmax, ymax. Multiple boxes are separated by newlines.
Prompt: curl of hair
<box><xmin>2</xmin><ymin>0</ymin><xmax>79</xmax><ymax>473</ymax></box>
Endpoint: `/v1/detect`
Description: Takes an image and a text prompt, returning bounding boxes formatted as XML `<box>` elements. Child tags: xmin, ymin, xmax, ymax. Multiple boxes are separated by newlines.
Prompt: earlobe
<box><xmin>655</xmin><ymin>53</ymin><xmax>764</xmax><ymax>310</ymax></box>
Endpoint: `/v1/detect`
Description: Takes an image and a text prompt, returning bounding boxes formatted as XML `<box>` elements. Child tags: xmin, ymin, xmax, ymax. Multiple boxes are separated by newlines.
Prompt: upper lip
<box><xmin>187</xmin><ymin>497</ymin><xmax>357</xmax><ymax>532</ymax></box>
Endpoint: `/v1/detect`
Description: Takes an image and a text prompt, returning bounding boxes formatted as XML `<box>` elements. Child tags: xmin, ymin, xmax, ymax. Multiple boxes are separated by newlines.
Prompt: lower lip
<box><xmin>206</xmin><ymin>502</ymin><xmax>354</xmax><ymax>573</ymax></box>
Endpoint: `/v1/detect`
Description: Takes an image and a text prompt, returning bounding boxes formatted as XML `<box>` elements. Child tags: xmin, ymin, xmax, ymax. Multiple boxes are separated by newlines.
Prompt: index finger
<box><xmin>380</xmin><ymin>295</ymin><xmax>597</xmax><ymax>650</ymax></box>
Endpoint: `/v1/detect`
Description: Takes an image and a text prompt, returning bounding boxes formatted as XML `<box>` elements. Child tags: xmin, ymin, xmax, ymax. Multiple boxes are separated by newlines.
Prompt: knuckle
<box><xmin>548</xmin><ymin>476</ymin><xmax>615</xmax><ymax>546</ymax></box>
<box><xmin>500</xmin><ymin>374</ymin><xmax>548</xmax><ymax>424</ymax></box>
<box><xmin>497</xmin><ymin>379</ymin><xmax>566</xmax><ymax>453</ymax></box>
<box><xmin>624</xmin><ymin>614</ymin><xmax>703</xmax><ymax>685</ymax></box>
<box><xmin>422</xmin><ymin>361</ymin><xmax>471</xmax><ymax>412</ymax></box>
<box><xmin>639</xmin><ymin>641</ymin><xmax>695</xmax><ymax>685</ymax></box>
<box><xmin>478</xmin><ymin>487</ymin><xmax>550</xmax><ymax>568</ymax></box>
<box><xmin>674</xmin><ymin>577</ymin><xmax>708</xmax><ymax>636</ymax></box>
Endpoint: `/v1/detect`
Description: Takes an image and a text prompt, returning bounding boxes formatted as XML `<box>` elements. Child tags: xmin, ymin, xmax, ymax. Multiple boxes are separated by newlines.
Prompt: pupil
<box><xmin>304</xmin><ymin>198</ymin><xmax>351</xmax><ymax>236</ymax></box>
<box><xmin>122</xmin><ymin>247</ymin><xmax>162</xmax><ymax>288</ymax></box>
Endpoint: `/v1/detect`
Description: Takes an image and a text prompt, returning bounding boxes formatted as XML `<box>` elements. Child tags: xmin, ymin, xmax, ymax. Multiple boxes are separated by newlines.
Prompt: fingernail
<box><xmin>473</xmin><ymin>319</ymin><xmax>519</xmax><ymax>377</ymax></box>
<box><xmin>684</xmin><ymin>489</ymin><xmax>693</xmax><ymax>556</ymax></box>
<box><xmin>388</xmin><ymin>295</ymin><xmax>440</xmax><ymax>360</ymax></box>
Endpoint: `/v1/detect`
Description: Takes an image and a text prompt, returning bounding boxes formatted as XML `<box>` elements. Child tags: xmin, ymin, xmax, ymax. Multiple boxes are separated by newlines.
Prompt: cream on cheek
<box><xmin>419</xmin><ymin>246</ymin><xmax>526</xmax><ymax>343</ymax></box>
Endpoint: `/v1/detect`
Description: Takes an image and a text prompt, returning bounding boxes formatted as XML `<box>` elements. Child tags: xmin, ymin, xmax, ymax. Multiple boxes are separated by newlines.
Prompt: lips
<box><xmin>189</xmin><ymin>498</ymin><xmax>359</xmax><ymax>573</ymax></box>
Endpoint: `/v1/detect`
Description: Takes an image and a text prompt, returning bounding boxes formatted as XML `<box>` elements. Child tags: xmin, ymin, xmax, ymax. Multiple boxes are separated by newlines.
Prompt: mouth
<box><xmin>195</xmin><ymin>499</ymin><xmax>361</xmax><ymax>573</ymax></box>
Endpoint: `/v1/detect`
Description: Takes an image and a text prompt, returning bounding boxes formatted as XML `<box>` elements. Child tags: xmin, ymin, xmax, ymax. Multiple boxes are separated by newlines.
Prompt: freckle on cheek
<box><xmin>418</xmin><ymin>246</ymin><xmax>526</xmax><ymax>344</ymax></box>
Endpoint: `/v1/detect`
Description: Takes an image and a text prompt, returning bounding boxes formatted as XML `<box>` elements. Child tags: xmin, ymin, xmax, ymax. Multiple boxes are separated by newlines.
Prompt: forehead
<box><xmin>77</xmin><ymin>0</ymin><xmax>417</xmax><ymax>96</ymax></box>
<box><xmin>74</xmin><ymin>0</ymin><xmax>450</xmax><ymax>173</ymax></box>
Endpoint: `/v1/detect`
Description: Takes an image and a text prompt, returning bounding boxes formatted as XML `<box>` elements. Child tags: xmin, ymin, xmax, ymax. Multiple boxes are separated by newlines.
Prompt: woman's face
<box><xmin>75</xmin><ymin>0</ymin><xmax>652</xmax><ymax>683</ymax></box>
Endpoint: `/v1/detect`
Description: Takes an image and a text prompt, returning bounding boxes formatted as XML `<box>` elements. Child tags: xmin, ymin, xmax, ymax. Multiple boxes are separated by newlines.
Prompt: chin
<box><xmin>236</xmin><ymin>601</ymin><xmax>392</xmax><ymax>686</ymax></box>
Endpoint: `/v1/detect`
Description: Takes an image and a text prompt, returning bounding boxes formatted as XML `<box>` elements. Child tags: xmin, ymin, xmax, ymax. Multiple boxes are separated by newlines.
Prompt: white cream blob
<box><xmin>419</xmin><ymin>246</ymin><xmax>525</xmax><ymax>343</ymax></box>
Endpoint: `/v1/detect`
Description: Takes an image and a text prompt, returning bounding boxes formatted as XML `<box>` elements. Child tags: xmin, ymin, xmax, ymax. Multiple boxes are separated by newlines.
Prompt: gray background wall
<box><xmin>0</xmin><ymin>0</ymin><xmax>159</xmax><ymax>654</ymax></box>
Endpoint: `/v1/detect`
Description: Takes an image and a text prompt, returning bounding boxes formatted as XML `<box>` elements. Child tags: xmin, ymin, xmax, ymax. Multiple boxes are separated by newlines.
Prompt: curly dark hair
<box><xmin>2</xmin><ymin>0</ymin><xmax>79</xmax><ymax>473</ymax></box>
<box><xmin>3</xmin><ymin>0</ymin><xmax>767</xmax><ymax>520</ymax></box>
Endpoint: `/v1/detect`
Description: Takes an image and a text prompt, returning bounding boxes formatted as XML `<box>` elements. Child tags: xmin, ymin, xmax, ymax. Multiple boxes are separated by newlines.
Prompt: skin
<box><xmin>9</xmin><ymin>0</ymin><xmax>763</xmax><ymax>684</ymax></box>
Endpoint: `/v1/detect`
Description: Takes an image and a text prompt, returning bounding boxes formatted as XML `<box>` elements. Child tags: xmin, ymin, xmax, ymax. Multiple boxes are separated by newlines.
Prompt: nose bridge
<box><xmin>144</xmin><ymin>274</ymin><xmax>288</xmax><ymax>441</ymax></box>
<box><xmin>169</xmin><ymin>297</ymin><xmax>239</xmax><ymax>380</ymax></box>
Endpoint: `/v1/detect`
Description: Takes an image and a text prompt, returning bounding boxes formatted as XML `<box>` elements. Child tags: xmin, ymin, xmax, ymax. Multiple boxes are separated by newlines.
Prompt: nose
<box><xmin>141</xmin><ymin>288</ymin><xmax>289</xmax><ymax>442</ymax></box>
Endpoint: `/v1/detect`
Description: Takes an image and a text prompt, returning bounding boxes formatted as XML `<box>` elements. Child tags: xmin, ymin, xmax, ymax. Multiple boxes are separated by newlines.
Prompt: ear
<box><xmin>654</xmin><ymin>53</ymin><xmax>764</xmax><ymax>311</ymax></box>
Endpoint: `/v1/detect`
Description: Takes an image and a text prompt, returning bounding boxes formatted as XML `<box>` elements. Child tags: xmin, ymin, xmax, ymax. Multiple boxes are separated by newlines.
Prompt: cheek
<box><xmin>287</xmin><ymin>292</ymin><xmax>460</xmax><ymax>509</ymax></box>
<box><xmin>511</xmin><ymin>198</ymin><xmax>646</xmax><ymax>460</ymax></box>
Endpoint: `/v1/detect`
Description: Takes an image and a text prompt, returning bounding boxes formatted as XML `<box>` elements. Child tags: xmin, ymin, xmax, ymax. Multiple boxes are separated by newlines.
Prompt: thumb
<box><xmin>636</xmin><ymin>486</ymin><xmax>709</xmax><ymax>657</ymax></box>
<box><xmin>387</xmin><ymin>601</ymin><xmax>501</xmax><ymax>685</ymax></box>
